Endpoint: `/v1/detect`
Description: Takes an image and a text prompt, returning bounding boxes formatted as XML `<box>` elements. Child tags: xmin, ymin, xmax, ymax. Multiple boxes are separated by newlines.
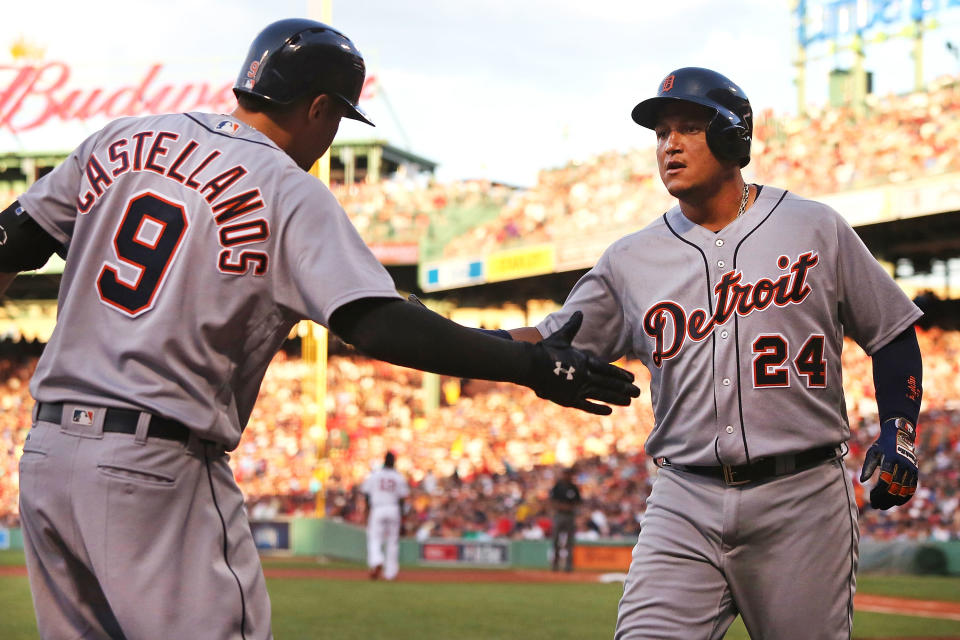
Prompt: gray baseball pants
<box><xmin>615</xmin><ymin>459</ymin><xmax>858</xmax><ymax>640</ymax></box>
<box><xmin>18</xmin><ymin>404</ymin><xmax>271</xmax><ymax>639</ymax></box>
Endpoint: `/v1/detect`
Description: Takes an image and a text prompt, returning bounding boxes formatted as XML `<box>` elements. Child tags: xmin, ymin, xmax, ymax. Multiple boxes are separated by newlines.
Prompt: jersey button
<box><xmin>722</xmin><ymin>378</ymin><xmax>731</xmax><ymax>386</ymax></box>
<box><xmin>718</xmin><ymin>260</ymin><xmax>726</xmax><ymax>268</ymax></box>
<box><xmin>720</xmin><ymin>330</ymin><xmax>729</xmax><ymax>339</ymax></box>
<box><xmin>716</xmin><ymin>239</ymin><xmax>724</xmax><ymax>247</ymax></box>
<box><xmin>725</xmin><ymin>425</ymin><xmax>735</xmax><ymax>434</ymax></box>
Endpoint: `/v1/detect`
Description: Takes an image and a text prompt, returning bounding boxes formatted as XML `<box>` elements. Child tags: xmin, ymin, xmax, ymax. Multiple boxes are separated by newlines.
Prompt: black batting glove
<box><xmin>859</xmin><ymin>417</ymin><xmax>919</xmax><ymax>510</ymax></box>
<box><xmin>523</xmin><ymin>311</ymin><xmax>640</xmax><ymax>415</ymax></box>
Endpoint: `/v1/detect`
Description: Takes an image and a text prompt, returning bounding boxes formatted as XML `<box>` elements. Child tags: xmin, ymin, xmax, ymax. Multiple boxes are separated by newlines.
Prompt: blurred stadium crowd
<box><xmin>2</xmin><ymin>74</ymin><xmax>959</xmax><ymax>544</ymax></box>
<box><xmin>322</xmin><ymin>75</ymin><xmax>960</xmax><ymax>257</ymax></box>
<box><xmin>1</xmin><ymin>327</ymin><xmax>958</xmax><ymax>542</ymax></box>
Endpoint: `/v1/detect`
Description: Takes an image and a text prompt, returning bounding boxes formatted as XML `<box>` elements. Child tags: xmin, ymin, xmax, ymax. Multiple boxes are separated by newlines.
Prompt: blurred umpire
<box><xmin>550</xmin><ymin>466</ymin><xmax>582</xmax><ymax>572</ymax></box>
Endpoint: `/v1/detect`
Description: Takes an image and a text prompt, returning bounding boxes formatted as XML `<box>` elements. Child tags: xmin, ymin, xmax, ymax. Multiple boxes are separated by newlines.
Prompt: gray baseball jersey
<box><xmin>538</xmin><ymin>185</ymin><xmax>921</xmax><ymax>639</ymax></box>
<box><xmin>17</xmin><ymin>111</ymin><xmax>402</xmax><ymax>639</ymax></box>
<box><xmin>538</xmin><ymin>185</ymin><xmax>922</xmax><ymax>465</ymax></box>
<box><xmin>19</xmin><ymin>112</ymin><xmax>401</xmax><ymax>449</ymax></box>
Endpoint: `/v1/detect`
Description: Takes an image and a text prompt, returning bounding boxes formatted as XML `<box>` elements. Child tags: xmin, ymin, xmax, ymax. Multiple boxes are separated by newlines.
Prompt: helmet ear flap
<box><xmin>706</xmin><ymin>114</ymin><xmax>751</xmax><ymax>167</ymax></box>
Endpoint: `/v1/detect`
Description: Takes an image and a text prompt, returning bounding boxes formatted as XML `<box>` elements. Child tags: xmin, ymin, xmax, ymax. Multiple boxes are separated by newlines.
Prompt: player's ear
<box><xmin>308</xmin><ymin>94</ymin><xmax>340</xmax><ymax>123</ymax></box>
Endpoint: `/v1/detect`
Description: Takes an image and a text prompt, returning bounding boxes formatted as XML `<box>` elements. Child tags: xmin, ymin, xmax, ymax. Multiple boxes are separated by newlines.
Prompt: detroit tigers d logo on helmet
<box><xmin>233</xmin><ymin>18</ymin><xmax>374</xmax><ymax>126</ymax></box>
<box><xmin>631</xmin><ymin>67</ymin><xmax>752</xmax><ymax>167</ymax></box>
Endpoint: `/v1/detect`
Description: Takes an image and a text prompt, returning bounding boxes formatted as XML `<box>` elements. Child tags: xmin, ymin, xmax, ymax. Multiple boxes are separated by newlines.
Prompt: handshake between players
<box><xmin>331</xmin><ymin>296</ymin><xmax>640</xmax><ymax>417</ymax></box>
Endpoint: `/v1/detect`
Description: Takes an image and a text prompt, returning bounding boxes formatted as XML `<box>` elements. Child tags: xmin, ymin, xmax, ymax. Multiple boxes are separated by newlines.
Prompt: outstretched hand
<box><xmin>525</xmin><ymin>311</ymin><xmax>640</xmax><ymax>415</ymax></box>
<box><xmin>859</xmin><ymin>417</ymin><xmax>919</xmax><ymax>510</ymax></box>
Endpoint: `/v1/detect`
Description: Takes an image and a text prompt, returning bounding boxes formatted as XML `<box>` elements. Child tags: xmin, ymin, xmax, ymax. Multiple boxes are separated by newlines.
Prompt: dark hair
<box><xmin>235</xmin><ymin>92</ymin><xmax>312</xmax><ymax>117</ymax></box>
<box><xmin>384</xmin><ymin>451</ymin><xmax>396</xmax><ymax>468</ymax></box>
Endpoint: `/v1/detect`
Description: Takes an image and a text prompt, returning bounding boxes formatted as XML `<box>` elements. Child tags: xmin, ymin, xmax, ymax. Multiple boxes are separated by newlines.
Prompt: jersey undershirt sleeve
<box><xmin>833</xmin><ymin>213</ymin><xmax>923</xmax><ymax>355</ymax></box>
<box><xmin>872</xmin><ymin>326</ymin><xmax>923</xmax><ymax>425</ymax></box>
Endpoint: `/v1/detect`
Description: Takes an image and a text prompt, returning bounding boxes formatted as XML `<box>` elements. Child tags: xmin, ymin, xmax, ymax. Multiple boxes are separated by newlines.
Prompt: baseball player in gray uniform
<box><xmin>0</xmin><ymin>19</ymin><xmax>639</xmax><ymax>640</ymax></box>
<box><xmin>507</xmin><ymin>68</ymin><xmax>924</xmax><ymax>639</ymax></box>
<box><xmin>362</xmin><ymin>451</ymin><xmax>409</xmax><ymax>580</ymax></box>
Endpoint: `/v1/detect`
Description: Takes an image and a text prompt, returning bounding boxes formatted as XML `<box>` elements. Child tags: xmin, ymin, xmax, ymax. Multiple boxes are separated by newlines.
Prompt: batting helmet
<box><xmin>234</xmin><ymin>18</ymin><xmax>374</xmax><ymax>126</ymax></box>
<box><xmin>631</xmin><ymin>67</ymin><xmax>752</xmax><ymax>167</ymax></box>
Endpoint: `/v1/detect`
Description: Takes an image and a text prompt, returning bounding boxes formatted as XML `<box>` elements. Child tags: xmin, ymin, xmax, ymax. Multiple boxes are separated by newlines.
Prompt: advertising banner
<box><xmin>484</xmin><ymin>244</ymin><xmax>554</xmax><ymax>283</ymax></box>
<box><xmin>420</xmin><ymin>258</ymin><xmax>484</xmax><ymax>292</ymax></box>
<box><xmin>571</xmin><ymin>542</ymin><xmax>634</xmax><ymax>571</ymax></box>
<box><xmin>250</xmin><ymin>520</ymin><xmax>291</xmax><ymax>554</ymax></box>
<box><xmin>419</xmin><ymin>539</ymin><xmax>510</xmax><ymax>566</ymax></box>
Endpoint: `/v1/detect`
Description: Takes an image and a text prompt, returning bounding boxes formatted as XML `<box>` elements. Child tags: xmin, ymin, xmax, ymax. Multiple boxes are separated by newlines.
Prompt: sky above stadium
<box><xmin>4</xmin><ymin>0</ymin><xmax>960</xmax><ymax>186</ymax></box>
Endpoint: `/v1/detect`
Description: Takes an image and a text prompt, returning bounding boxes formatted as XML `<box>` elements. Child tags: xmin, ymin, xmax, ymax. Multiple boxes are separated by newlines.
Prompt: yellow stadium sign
<box><xmin>484</xmin><ymin>244</ymin><xmax>555</xmax><ymax>282</ymax></box>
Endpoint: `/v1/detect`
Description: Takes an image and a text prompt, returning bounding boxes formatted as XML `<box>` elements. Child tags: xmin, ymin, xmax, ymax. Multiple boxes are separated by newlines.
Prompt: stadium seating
<box><xmin>2</xmin><ymin>328</ymin><xmax>958</xmax><ymax>541</ymax></box>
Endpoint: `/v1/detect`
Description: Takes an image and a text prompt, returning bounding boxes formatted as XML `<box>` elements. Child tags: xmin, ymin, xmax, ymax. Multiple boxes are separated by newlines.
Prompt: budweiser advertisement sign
<box><xmin>0</xmin><ymin>62</ymin><xmax>236</xmax><ymax>133</ymax></box>
<box><xmin>0</xmin><ymin>61</ymin><xmax>377</xmax><ymax>134</ymax></box>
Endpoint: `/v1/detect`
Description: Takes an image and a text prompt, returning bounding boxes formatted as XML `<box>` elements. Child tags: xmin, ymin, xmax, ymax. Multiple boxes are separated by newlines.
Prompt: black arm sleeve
<box><xmin>0</xmin><ymin>200</ymin><xmax>64</xmax><ymax>272</ymax></box>
<box><xmin>872</xmin><ymin>326</ymin><xmax>923</xmax><ymax>425</ymax></box>
<box><xmin>329</xmin><ymin>297</ymin><xmax>535</xmax><ymax>385</ymax></box>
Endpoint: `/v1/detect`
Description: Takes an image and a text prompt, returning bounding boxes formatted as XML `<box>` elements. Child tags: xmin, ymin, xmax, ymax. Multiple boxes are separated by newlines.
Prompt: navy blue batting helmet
<box><xmin>631</xmin><ymin>67</ymin><xmax>752</xmax><ymax>167</ymax></box>
<box><xmin>234</xmin><ymin>18</ymin><xmax>374</xmax><ymax>126</ymax></box>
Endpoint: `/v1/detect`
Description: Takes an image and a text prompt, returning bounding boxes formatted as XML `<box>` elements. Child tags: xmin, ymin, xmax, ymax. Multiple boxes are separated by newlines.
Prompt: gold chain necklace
<box><xmin>736</xmin><ymin>183</ymin><xmax>750</xmax><ymax>218</ymax></box>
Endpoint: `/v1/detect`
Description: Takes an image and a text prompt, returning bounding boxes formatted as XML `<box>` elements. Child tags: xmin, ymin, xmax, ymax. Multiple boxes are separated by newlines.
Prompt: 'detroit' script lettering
<box><xmin>643</xmin><ymin>252</ymin><xmax>820</xmax><ymax>366</ymax></box>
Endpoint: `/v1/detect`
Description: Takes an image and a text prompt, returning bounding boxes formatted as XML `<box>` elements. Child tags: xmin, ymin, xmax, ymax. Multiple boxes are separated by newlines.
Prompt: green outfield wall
<box><xmin>5</xmin><ymin>522</ymin><xmax>960</xmax><ymax>575</ymax></box>
<box><xmin>273</xmin><ymin>520</ymin><xmax>960</xmax><ymax>575</ymax></box>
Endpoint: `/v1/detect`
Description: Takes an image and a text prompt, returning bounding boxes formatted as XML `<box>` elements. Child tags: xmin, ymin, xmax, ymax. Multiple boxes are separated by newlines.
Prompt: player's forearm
<box><xmin>871</xmin><ymin>326</ymin><xmax>922</xmax><ymax>425</ymax></box>
<box><xmin>330</xmin><ymin>297</ymin><xmax>535</xmax><ymax>384</ymax></box>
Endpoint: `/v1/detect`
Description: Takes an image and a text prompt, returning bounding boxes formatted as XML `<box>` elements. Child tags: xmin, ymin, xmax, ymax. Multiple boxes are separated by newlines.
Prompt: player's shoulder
<box><xmin>272</xmin><ymin>165</ymin><xmax>342</xmax><ymax>223</ymax></box>
<box><xmin>97</xmin><ymin>112</ymin><xmax>192</xmax><ymax>137</ymax></box>
<box><xmin>772</xmin><ymin>187</ymin><xmax>845</xmax><ymax>224</ymax></box>
<box><xmin>72</xmin><ymin>113</ymin><xmax>171</xmax><ymax>150</ymax></box>
<box><xmin>603</xmin><ymin>208</ymin><xmax>674</xmax><ymax>257</ymax></box>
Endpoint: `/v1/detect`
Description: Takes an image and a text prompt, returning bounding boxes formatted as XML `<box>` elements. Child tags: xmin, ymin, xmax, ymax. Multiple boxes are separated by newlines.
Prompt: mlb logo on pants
<box><xmin>72</xmin><ymin>409</ymin><xmax>94</xmax><ymax>426</ymax></box>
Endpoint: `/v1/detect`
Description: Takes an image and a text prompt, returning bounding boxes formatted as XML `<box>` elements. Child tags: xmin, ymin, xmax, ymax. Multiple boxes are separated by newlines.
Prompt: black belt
<box><xmin>657</xmin><ymin>445</ymin><xmax>840</xmax><ymax>486</ymax></box>
<box><xmin>37</xmin><ymin>402</ymin><xmax>191</xmax><ymax>444</ymax></box>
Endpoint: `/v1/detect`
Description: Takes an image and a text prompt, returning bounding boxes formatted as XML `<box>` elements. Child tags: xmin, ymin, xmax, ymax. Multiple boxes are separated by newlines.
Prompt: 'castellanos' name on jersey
<box><xmin>643</xmin><ymin>251</ymin><xmax>820</xmax><ymax>367</ymax></box>
<box><xmin>76</xmin><ymin>127</ymin><xmax>268</xmax><ymax>277</ymax></box>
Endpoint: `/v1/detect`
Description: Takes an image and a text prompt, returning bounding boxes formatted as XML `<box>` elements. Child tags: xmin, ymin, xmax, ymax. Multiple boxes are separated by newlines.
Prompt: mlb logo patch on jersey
<box><xmin>216</xmin><ymin>120</ymin><xmax>240</xmax><ymax>135</ymax></box>
<box><xmin>71</xmin><ymin>409</ymin><xmax>95</xmax><ymax>426</ymax></box>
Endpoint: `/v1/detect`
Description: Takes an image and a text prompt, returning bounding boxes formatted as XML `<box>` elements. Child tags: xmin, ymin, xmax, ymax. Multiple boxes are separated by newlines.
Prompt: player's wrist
<box><xmin>880</xmin><ymin>416</ymin><xmax>916</xmax><ymax>443</ymax></box>
<box><xmin>474</xmin><ymin>327</ymin><xmax>513</xmax><ymax>340</ymax></box>
<box><xmin>516</xmin><ymin>340</ymin><xmax>541</xmax><ymax>389</ymax></box>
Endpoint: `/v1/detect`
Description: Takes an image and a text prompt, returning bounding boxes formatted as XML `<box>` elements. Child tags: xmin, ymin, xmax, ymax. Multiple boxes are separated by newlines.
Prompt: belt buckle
<box><xmin>721</xmin><ymin>464</ymin><xmax>751</xmax><ymax>486</ymax></box>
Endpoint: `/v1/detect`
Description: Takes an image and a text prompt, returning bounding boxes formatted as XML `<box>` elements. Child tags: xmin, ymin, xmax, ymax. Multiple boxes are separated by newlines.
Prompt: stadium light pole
<box><xmin>306</xmin><ymin>0</ymin><xmax>334</xmax><ymax>519</ymax></box>
<box><xmin>790</xmin><ymin>0</ymin><xmax>807</xmax><ymax>116</ymax></box>
<box><xmin>912</xmin><ymin>18</ymin><xmax>924</xmax><ymax>92</ymax></box>
<box><xmin>851</xmin><ymin>32</ymin><xmax>866</xmax><ymax>117</ymax></box>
